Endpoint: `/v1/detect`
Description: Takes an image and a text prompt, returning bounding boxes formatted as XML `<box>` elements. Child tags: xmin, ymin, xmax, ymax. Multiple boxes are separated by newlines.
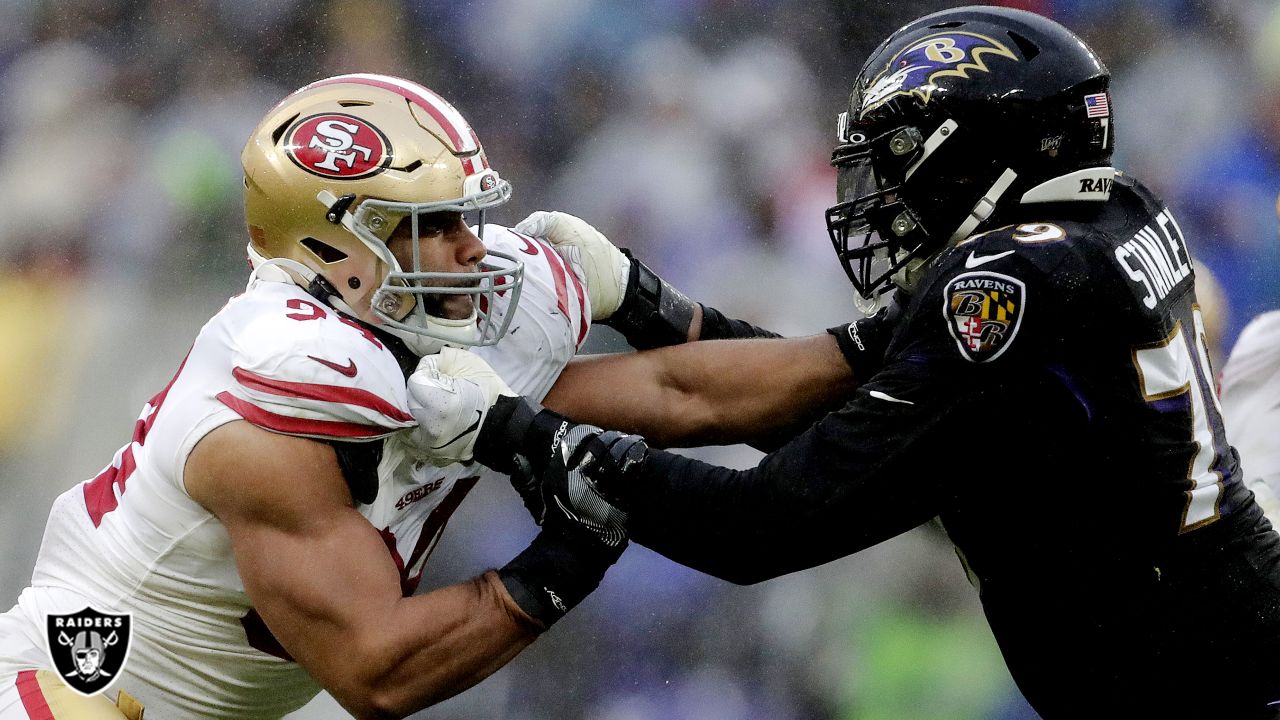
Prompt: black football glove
<box><xmin>477</xmin><ymin>396</ymin><xmax>649</xmax><ymax>627</ymax></box>
<box><xmin>476</xmin><ymin>396</ymin><xmax>645</xmax><ymax>546</ymax></box>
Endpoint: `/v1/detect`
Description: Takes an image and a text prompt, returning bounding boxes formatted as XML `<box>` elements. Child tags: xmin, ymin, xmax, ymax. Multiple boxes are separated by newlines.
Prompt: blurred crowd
<box><xmin>1</xmin><ymin>0</ymin><xmax>1278</xmax><ymax>718</ymax></box>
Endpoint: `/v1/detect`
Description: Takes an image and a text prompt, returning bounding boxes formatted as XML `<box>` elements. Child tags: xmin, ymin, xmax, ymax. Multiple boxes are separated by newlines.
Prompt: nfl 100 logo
<box><xmin>45</xmin><ymin>607</ymin><xmax>132</xmax><ymax>695</ymax></box>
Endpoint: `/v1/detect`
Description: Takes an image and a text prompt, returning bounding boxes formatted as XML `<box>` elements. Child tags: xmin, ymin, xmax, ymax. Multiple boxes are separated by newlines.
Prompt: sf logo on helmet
<box><xmin>45</xmin><ymin>608</ymin><xmax>132</xmax><ymax>695</ymax></box>
<box><xmin>285</xmin><ymin>113</ymin><xmax>392</xmax><ymax>180</ymax></box>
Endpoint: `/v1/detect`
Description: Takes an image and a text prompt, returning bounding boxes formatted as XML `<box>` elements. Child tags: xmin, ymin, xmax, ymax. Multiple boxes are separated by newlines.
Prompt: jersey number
<box><xmin>1133</xmin><ymin>308</ymin><xmax>1224</xmax><ymax>532</ymax></box>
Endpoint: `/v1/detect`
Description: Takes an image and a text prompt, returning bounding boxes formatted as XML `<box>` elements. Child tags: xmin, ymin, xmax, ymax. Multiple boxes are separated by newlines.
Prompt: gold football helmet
<box><xmin>242</xmin><ymin>73</ymin><xmax>523</xmax><ymax>355</ymax></box>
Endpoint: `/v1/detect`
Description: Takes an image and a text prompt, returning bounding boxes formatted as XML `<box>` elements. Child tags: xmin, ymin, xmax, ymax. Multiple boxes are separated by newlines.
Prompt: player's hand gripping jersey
<box><xmin>621</xmin><ymin>175</ymin><xmax>1280</xmax><ymax>716</ymax></box>
<box><xmin>0</xmin><ymin>225</ymin><xmax>589</xmax><ymax>719</ymax></box>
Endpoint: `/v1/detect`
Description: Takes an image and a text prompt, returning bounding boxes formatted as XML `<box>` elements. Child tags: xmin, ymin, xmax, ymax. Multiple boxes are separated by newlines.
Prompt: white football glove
<box><xmin>515</xmin><ymin>211</ymin><xmax>630</xmax><ymax>321</ymax></box>
<box><xmin>407</xmin><ymin>347</ymin><xmax>515</xmax><ymax>467</ymax></box>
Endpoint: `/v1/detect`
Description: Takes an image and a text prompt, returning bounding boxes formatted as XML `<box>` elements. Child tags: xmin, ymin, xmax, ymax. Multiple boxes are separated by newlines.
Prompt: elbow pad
<box><xmin>603</xmin><ymin>252</ymin><xmax>698</xmax><ymax>349</ymax></box>
<box><xmin>605</xmin><ymin>251</ymin><xmax>781</xmax><ymax>346</ymax></box>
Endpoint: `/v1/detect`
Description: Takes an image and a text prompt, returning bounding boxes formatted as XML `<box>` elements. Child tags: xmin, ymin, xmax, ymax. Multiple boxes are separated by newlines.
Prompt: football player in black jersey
<box><xmin>448</xmin><ymin>6</ymin><xmax>1280</xmax><ymax>718</ymax></box>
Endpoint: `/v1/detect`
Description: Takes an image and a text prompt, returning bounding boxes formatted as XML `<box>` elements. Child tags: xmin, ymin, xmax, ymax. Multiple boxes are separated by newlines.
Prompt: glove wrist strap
<box><xmin>474</xmin><ymin>395</ymin><xmax>574</xmax><ymax>475</ymax></box>
<box><xmin>826</xmin><ymin>314</ymin><xmax>893</xmax><ymax>381</ymax></box>
<box><xmin>473</xmin><ymin>396</ymin><xmax>533</xmax><ymax>475</ymax></box>
<box><xmin>498</xmin><ymin>525</ymin><xmax>623</xmax><ymax>628</ymax></box>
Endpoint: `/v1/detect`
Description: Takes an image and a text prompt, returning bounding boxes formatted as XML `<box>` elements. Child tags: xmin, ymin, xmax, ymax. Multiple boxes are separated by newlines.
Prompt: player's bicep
<box><xmin>185</xmin><ymin>421</ymin><xmax>403</xmax><ymax>687</ymax></box>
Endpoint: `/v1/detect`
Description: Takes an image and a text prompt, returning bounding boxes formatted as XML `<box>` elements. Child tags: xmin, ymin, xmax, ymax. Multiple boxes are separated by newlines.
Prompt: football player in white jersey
<box><xmin>0</xmin><ymin>73</ymin><xmax>871</xmax><ymax>720</ymax></box>
<box><xmin>1220</xmin><ymin>310</ymin><xmax>1280</xmax><ymax>526</ymax></box>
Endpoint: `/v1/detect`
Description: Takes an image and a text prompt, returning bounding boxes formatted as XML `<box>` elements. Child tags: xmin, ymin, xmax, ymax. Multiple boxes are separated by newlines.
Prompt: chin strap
<box><xmin>949</xmin><ymin>168</ymin><xmax>1019</xmax><ymax>245</ymax></box>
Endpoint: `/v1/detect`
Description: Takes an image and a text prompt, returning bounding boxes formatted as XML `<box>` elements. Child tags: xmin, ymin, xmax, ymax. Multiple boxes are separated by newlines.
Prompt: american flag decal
<box><xmin>1084</xmin><ymin>93</ymin><xmax>1110</xmax><ymax>118</ymax></box>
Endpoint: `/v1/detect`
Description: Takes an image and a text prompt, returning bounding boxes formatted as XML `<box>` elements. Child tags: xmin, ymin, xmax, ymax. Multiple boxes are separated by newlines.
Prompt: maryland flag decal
<box><xmin>944</xmin><ymin>271</ymin><xmax>1026</xmax><ymax>363</ymax></box>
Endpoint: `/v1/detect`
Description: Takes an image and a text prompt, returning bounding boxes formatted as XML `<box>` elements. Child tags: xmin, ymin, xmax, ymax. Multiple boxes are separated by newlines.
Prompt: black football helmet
<box><xmin>826</xmin><ymin>6</ymin><xmax>1114</xmax><ymax>305</ymax></box>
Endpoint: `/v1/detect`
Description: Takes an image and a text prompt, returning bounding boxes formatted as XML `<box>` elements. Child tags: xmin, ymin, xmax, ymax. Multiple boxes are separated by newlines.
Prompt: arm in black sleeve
<box><xmin>615</xmin><ymin>370</ymin><xmax>972</xmax><ymax>584</ymax></box>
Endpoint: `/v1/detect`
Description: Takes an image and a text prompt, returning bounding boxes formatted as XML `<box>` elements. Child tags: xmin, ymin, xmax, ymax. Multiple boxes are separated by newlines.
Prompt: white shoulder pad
<box><xmin>218</xmin><ymin>284</ymin><xmax>414</xmax><ymax>441</ymax></box>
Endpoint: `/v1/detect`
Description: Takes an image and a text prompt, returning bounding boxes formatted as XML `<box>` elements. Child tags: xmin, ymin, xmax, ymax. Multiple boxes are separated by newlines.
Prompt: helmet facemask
<box><xmin>826</xmin><ymin>113</ymin><xmax>952</xmax><ymax>311</ymax></box>
<box><xmin>319</xmin><ymin>176</ymin><xmax>523</xmax><ymax>356</ymax></box>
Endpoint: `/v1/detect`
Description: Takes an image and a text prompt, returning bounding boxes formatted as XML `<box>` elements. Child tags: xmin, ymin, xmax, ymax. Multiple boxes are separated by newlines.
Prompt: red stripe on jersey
<box><xmin>83</xmin><ymin>442</ymin><xmax>141</xmax><ymax>527</ymax></box>
<box><xmin>564</xmin><ymin>255</ymin><xmax>590</xmax><ymax>347</ymax></box>
<box><xmin>536</xmin><ymin>239</ymin><xmax>589</xmax><ymax>346</ymax></box>
<box><xmin>378</xmin><ymin>527</ymin><xmax>414</xmax><ymax>597</ymax></box>
<box><xmin>535</xmin><ymin>239</ymin><xmax>572</xmax><ymax>321</ymax></box>
<box><xmin>16</xmin><ymin>671</ymin><xmax>54</xmax><ymax>720</ymax></box>
<box><xmin>232</xmin><ymin>366</ymin><xmax>412</xmax><ymax>423</ymax></box>
<box><xmin>84</xmin><ymin>443</ymin><xmax>136</xmax><ymax>527</ymax></box>
<box><xmin>217</xmin><ymin>392</ymin><xmax>392</xmax><ymax>439</ymax></box>
<box><xmin>84</xmin><ymin>467</ymin><xmax>120</xmax><ymax>527</ymax></box>
<box><xmin>83</xmin><ymin>352</ymin><xmax>189</xmax><ymax>528</ymax></box>
<box><xmin>402</xmin><ymin>476</ymin><xmax>480</xmax><ymax>594</ymax></box>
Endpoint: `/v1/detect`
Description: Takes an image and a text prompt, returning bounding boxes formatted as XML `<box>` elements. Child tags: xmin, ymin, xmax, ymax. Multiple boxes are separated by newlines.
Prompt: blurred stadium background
<box><xmin>2</xmin><ymin>0</ymin><xmax>1278</xmax><ymax>718</ymax></box>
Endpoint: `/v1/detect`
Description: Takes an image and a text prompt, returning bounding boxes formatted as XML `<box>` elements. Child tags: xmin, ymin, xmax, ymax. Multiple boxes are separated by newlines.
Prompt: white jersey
<box><xmin>0</xmin><ymin>226</ymin><xmax>590</xmax><ymax>719</ymax></box>
<box><xmin>1220</xmin><ymin>310</ymin><xmax>1280</xmax><ymax>527</ymax></box>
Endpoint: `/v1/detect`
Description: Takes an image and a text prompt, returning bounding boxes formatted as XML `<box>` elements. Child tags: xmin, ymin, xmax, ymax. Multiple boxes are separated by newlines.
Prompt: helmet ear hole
<box><xmin>270</xmin><ymin>113</ymin><xmax>300</xmax><ymax>145</ymax></box>
<box><xmin>1006</xmin><ymin>31</ymin><xmax>1040</xmax><ymax>60</ymax></box>
<box><xmin>300</xmin><ymin>237</ymin><xmax>349</xmax><ymax>264</ymax></box>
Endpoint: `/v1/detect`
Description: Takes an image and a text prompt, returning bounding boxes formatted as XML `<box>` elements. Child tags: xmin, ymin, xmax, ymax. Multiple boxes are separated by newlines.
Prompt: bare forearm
<box><xmin>345</xmin><ymin>572</ymin><xmax>537</xmax><ymax>717</ymax></box>
<box><xmin>544</xmin><ymin>334</ymin><xmax>854</xmax><ymax>447</ymax></box>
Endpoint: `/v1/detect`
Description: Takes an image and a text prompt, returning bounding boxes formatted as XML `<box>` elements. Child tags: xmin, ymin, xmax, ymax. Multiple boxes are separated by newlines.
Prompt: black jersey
<box><xmin>630</xmin><ymin>175</ymin><xmax>1280</xmax><ymax>717</ymax></box>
